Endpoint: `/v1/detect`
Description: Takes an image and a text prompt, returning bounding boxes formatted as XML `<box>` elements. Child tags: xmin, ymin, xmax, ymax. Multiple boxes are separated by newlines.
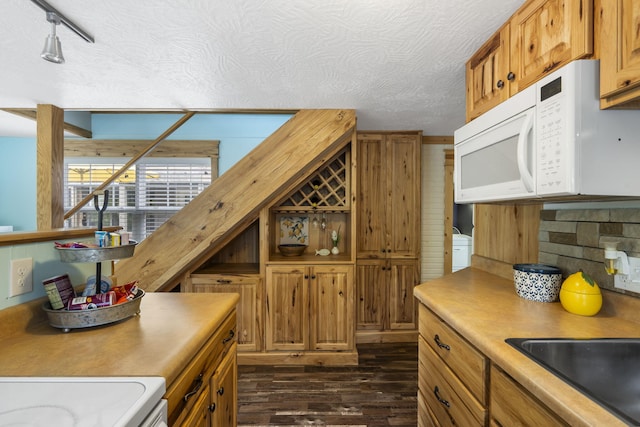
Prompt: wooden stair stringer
<box><xmin>113</xmin><ymin>109</ymin><xmax>356</xmax><ymax>292</ymax></box>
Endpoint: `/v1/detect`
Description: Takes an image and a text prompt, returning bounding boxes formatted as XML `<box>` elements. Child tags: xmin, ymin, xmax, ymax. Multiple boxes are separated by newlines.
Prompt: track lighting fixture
<box><xmin>31</xmin><ymin>0</ymin><xmax>94</xmax><ymax>64</ymax></box>
<box><xmin>41</xmin><ymin>12</ymin><xmax>64</xmax><ymax>64</ymax></box>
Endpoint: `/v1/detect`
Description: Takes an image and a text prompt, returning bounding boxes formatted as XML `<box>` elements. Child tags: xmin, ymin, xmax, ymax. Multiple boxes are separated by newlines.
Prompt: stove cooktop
<box><xmin>0</xmin><ymin>377</ymin><xmax>165</xmax><ymax>427</ymax></box>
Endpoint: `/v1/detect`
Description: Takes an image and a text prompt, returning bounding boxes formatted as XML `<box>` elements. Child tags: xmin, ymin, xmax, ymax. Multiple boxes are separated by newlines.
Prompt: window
<box><xmin>64</xmin><ymin>158</ymin><xmax>211</xmax><ymax>242</ymax></box>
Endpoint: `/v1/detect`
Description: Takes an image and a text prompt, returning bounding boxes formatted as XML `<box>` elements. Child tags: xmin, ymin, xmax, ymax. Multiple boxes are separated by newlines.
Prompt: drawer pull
<box><xmin>434</xmin><ymin>334</ymin><xmax>451</xmax><ymax>351</ymax></box>
<box><xmin>216</xmin><ymin>279</ymin><xmax>232</xmax><ymax>284</ymax></box>
<box><xmin>183</xmin><ymin>373</ymin><xmax>203</xmax><ymax>402</ymax></box>
<box><xmin>222</xmin><ymin>329</ymin><xmax>235</xmax><ymax>344</ymax></box>
<box><xmin>433</xmin><ymin>386</ymin><xmax>451</xmax><ymax>408</ymax></box>
<box><xmin>217</xmin><ymin>386</ymin><xmax>225</xmax><ymax>396</ymax></box>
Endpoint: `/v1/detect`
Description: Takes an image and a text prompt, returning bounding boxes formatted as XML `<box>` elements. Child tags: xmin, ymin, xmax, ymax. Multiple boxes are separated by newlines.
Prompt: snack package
<box><xmin>67</xmin><ymin>291</ymin><xmax>115</xmax><ymax>310</ymax></box>
<box><xmin>42</xmin><ymin>274</ymin><xmax>76</xmax><ymax>310</ymax></box>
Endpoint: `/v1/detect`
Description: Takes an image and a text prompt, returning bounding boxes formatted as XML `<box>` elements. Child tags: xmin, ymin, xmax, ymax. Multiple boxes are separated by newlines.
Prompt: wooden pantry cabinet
<box><xmin>265</xmin><ymin>264</ymin><xmax>354</xmax><ymax>352</ymax></box>
<box><xmin>187</xmin><ymin>144</ymin><xmax>358</xmax><ymax>366</ymax></box>
<box><xmin>466</xmin><ymin>0</ymin><xmax>594</xmax><ymax>121</ymax></box>
<box><xmin>599</xmin><ymin>0</ymin><xmax>640</xmax><ymax>108</ymax></box>
<box><xmin>356</xmin><ymin>131</ymin><xmax>421</xmax><ymax>342</ymax></box>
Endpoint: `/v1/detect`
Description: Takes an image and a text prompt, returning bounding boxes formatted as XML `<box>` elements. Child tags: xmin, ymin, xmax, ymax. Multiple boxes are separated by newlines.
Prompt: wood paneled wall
<box><xmin>472</xmin><ymin>203</ymin><xmax>542</xmax><ymax>279</ymax></box>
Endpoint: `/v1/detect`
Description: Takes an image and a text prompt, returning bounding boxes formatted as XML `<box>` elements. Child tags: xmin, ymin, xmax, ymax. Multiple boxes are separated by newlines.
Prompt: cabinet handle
<box><xmin>496</xmin><ymin>79</ymin><xmax>505</xmax><ymax>89</ymax></box>
<box><xmin>217</xmin><ymin>386</ymin><xmax>225</xmax><ymax>396</ymax></box>
<box><xmin>183</xmin><ymin>373</ymin><xmax>203</xmax><ymax>402</ymax></box>
<box><xmin>507</xmin><ymin>71</ymin><xmax>515</xmax><ymax>81</ymax></box>
<box><xmin>304</xmin><ymin>274</ymin><xmax>309</xmax><ymax>279</ymax></box>
<box><xmin>311</xmin><ymin>275</ymin><xmax>316</xmax><ymax>279</ymax></box>
<box><xmin>381</xmin><ymin>248</ymin><xmax>386</xmax><ymax>253</ymax></box>
<box><xmin>208</xmin><ymin>403</ymin><xmax>216</xmax><ymax>412</ymax></box>
<box><xmin>434</xmin><ymin>334</ymin><xmax>450</xmax><ymax>351</ymax></box>
<box><xmin>216</xmin><ymin>279</ymin><xmax>232</xmax><ymax>284</ymax></box>
<box><xmin>433</xmin><ymin>386</ymin><xmax>451</xmax><ymax>408</ymax></box>
<box><xmin>222</xmin><ymin>329</ymin><xmax>235</xmax><ymax>344</ymax></box>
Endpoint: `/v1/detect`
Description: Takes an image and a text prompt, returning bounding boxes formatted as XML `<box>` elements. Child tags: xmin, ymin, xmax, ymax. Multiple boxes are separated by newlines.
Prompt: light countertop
<box><xmin>0</xmin><ymin>292</ymin><xmax>239</xmax><ymax>388</ymax></box>
<box><xmin>414</xmin><ymin>268</ymin><xmax>640</xmax><ymax>427</ymax></box>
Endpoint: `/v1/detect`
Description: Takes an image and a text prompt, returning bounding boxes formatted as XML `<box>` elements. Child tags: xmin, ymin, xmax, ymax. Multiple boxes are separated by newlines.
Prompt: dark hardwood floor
<box><xmin>237</xmin><ymin>342</ymin><xmax>418</xmax><ymax>426</ymax></box>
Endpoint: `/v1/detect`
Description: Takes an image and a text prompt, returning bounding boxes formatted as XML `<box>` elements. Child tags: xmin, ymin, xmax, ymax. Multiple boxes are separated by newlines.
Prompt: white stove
<box><xmin>0</xmin><ymin>377</ymin><xmax>166</xmax><ymax>427</ymax></box>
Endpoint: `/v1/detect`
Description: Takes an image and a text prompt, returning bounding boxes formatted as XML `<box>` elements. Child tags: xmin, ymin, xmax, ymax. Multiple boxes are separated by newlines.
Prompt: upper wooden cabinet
<box><xmin>466</xmin><ymin>24</ymin><xmax>512</xmax><ymax>121</ymax></box>
<box><xmin>510</xmin><ymin>0</ymin><xmax>593</xmax><ymax>91</ymax></box>
<box><xmin>599</xmin><ymin>0</ymin><xmax>640</xmax><ymax>107</ymax></box>
<box><xmin>466</xmin><ymin>0</ymin><xmax>594</xmax><ymax>121</ymax></box>
<box><xmin>356</xmin><ymin>132</ymin><xmax>421</xmax><ymax>259</ymax></box>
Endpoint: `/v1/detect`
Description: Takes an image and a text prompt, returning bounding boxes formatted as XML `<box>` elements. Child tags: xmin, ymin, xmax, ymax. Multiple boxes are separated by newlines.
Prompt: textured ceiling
<box><xmin>1</xmin><ymin>0</ymin><xmax>523</xmax><ymax>137</ymax></box>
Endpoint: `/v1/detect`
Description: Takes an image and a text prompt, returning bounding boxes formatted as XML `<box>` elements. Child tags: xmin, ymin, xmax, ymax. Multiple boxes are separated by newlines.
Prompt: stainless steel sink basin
<box><xmin>506</xmin><ymin>338</ymin><xmax>640</xmax><ymax>426</ymax></box>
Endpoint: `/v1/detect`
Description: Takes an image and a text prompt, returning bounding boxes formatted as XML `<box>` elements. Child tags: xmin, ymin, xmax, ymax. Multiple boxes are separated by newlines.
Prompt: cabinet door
<box><xmin>189</xmin><ymin>274</ymin><xmax>261</xmax><ymax>352</ymax></box>
<box><xmin>466</xmin><ymin>24</ymin><xmax>512</xmax><ymax>121</ymax></box>
<box><xmin>355</xmin><ymin>260</ymin><xmax>387</xmax><ymax>331</ymax></box>
<box><xmin>310</xmin><ymin>265</ymin><xmax>354</xmax><ymax>350</ymax></box>
<box><xmin>389</xmin><ymin>260</ymin><xmax>420</xmax><ymax>330</ymax></box>
<box><xmin>386</xmin><ymin>134</ymin><xmax>421</xmax><ymax>259</ymax></box>
<box><xmin>600</xmin><ymin>0</ymin><xmax>640</xmax><ymax>102</ymax></box>
<box><xmin>265</xmin><ymin>266</ymin><xmax>308</xmax><ymax>351</ymax></box>
<box><xmin>510</xmin><ymin>0</ymin><xmax>593</xmax><ymax>92</ymax></box>
<box><xmin>210</xmin><ymin>343</ymin><xmax>238</xmax><ymax>427</ymax></box>
<box><xmin>356</xmin><ymin>133</ymin><xmax>387</xmax><ymax>258</ymax></box>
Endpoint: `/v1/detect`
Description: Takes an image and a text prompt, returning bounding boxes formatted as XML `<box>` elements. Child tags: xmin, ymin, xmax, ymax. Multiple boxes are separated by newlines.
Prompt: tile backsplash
<box><xmin>538</xmin><ymin>208</ymin><xmax>640</xmax><ymax>297</ymax></box>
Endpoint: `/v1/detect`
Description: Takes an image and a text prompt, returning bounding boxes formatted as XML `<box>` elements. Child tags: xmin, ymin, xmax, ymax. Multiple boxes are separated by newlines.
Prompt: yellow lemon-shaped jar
<box><xmin>559</xmin><ymin>271</ymin><xmax>602</xmax><ymax>316</ymax></box>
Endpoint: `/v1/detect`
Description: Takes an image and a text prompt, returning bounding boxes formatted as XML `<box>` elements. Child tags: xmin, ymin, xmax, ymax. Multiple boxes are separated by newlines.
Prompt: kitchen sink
<box><xmin>506</xmin><ymin>338</ymin><xmax>640</xmax><ymax>426</ymax></box>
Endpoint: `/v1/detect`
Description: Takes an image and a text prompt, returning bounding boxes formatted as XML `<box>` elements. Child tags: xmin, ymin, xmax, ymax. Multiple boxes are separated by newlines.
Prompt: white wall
<box><xmin>420</xmin><ymin>144</ymin><xmax>448</xmax><ymax>281</ymax></box>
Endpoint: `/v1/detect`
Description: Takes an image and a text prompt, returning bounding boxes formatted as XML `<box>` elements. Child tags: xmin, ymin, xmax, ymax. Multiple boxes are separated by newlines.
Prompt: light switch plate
<box><xmin>9</xmin><ymin>258</ymin><xmax>33</xmax><ymax>297</ymax></box>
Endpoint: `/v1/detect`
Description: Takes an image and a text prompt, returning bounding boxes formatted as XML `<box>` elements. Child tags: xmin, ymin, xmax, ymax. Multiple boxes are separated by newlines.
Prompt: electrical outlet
<box><xmin>614</xmin><ymin>256</ymin><xmax>640</xmax><ymax>293</ymax></box>
<box><xmin>9</xmin><ymin>258</ymin><xmax>33</xmax><ymax>297</ymax></box>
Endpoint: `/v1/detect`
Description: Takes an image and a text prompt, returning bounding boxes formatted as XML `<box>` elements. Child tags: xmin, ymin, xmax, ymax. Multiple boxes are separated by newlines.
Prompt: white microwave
<box><xmin>454</xmin><ymin>60</ymin><xmax>640</xmax><ymax>204</ymax></box>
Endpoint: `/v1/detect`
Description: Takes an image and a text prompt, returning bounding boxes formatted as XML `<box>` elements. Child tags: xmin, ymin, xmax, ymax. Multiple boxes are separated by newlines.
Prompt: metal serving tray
<box><xmin>55</xmin><ymin>242</ymin><xmax>137</xmax><ymax>263</ymax></box>
<box><xmin>42</xmin><ymin>289</ymin><xmax>145</xmax><ymax>333</ymax></box>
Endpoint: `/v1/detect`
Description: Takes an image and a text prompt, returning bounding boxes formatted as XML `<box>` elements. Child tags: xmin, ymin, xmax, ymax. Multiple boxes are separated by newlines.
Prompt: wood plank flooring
<box><xmin>237</xmin><ymin>343</ymin><xmax>418</xmax><ymax>426</ymax></box>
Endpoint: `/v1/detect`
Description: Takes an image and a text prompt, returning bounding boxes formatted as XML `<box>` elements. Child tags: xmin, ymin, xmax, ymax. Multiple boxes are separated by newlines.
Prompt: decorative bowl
<box><xmin>513</xmin><ymin>264</ymin><xmax>562</xmax><ymax>303</ymax></box>
<box><xmin>278</xmin><ymin>244</ymin><xmax>307</xmax><ymax>257</ymax></box>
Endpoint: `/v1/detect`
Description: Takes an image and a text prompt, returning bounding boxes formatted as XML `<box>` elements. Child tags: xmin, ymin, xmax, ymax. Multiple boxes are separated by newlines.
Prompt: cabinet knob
<box><xmin>311</xmin><ymin>275</ymin><xmax>316</xmax><ymax>279</ymax></box>
<box><xmin>381</xmin><ymin>248</ymin><xmax>386</xmax><ymax>253</ymax></box>
<box><xmin>496</xmin><ymin>79</ymin><xmax>505</xmax><ymax>89</ymax></box>
<box><xmin>217</xmin><ymin>386</ymin><xmax>225</xmax><ymax>396</ymax></box>
<box><xmin>507</xmin><ymin>71</ymin><xmax>515</xmax><ymax>81</ymax></box>
<box><xmin>208</xmin><ymin>403</ymin><xmax>216</xmax><ymax>412</ymax></box>
<box><xmin>304</xmin><ymin>274</ymin><xmax>309</xmax><ymax>279</ymax></box>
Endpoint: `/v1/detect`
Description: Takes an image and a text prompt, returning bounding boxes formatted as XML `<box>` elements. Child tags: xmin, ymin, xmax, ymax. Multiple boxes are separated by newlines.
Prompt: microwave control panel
<box><xmin>537</xmin><ymin>75</ymin><xmax>569</xmax><ymax>195</ymax></box>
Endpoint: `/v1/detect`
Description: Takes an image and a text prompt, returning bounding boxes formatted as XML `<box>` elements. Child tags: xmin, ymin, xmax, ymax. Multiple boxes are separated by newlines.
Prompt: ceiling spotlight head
<box><xmin>41</xmin><ymin>12</ymin><xmax>64</xmax><ymax>64</ymax></box>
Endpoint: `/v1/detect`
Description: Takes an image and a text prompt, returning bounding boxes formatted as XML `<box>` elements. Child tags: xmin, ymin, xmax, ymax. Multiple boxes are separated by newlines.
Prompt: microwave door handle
<box><xmin>516</xmin><ymin>111</ymin><xmax>534</xmax><ymax>192</ymax></box>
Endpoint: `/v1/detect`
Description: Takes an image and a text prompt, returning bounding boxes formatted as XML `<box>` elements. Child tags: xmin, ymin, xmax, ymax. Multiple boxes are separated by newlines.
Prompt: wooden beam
<box><xmin>4</xmin><ymin>108</ymin><xmax>93</xmax><ymax>139</ymax></box>
<box><xmin>422</xmin><ymin>135</ymin><xmax>454</xmax><ymax>145</ymax></box>
<box><xmin>36</xmin><ymin>105</ymin><xmax>65</xmax><ymax>230</ymax></box>
<box><xmin>64</xmin><ymin>112</ymin><xmax>196</xmax><ymax>220</ymax></box>
<box><xmin>64</xmin><ymin>139</ymin><xmax>219</xmax><ymax>158</ymax></box>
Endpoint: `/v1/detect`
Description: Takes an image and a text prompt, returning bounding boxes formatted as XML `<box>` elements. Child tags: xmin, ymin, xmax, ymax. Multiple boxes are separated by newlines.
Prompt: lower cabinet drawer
<box><xmin>419</xmin><ymin>305</ymin><xmax>487</xmax><ymax>405</ymax></box>
<box><xmin>490</xmin><ymin>364</ymin><xmax>568</xmax><ymax>426</ymax></box>
<box><xmin>418</xmin><ymin>389</ymin><xmax>441</xmax><ymax>427</ymax></box>
<box><xmin>419</xmin><ymin>336</ymin><xmax>486</xmax><ymax>427</ymax></box>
